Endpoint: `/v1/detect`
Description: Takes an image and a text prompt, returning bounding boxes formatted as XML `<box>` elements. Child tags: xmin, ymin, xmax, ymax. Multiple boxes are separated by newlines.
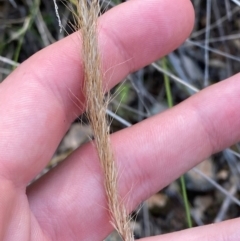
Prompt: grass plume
<box><xmin>76</xmin><ymin>1</ymin><xmax>134</xmax><ymax>240</ymax></box>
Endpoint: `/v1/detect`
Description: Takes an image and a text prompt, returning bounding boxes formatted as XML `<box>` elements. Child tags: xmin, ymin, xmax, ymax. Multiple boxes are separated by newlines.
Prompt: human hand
<box><xmin>0</xmin><ymin>0</ymin><xmax>240</xmax><ymax>240</ymax></box>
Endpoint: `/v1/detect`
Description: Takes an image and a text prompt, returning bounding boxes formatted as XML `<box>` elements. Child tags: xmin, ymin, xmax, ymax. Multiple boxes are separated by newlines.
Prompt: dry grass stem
<box><xmin>76</xmin><ymin>1</ymin><xmax>133</xmax><ymax>240</ymax></box>
<box><xmin>53</xmin><ymin>0</ymin><xmax>63</xmax><ymax>32</ymax></box>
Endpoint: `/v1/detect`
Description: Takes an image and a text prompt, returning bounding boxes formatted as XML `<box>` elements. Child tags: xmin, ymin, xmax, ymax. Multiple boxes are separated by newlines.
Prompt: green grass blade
<box><xmin>180</xmin><ymin>175</ymin><xmax>193</xmax><ymax>228</ymax></box>
<box><xmin>13</xmin><ymin>0</ymin><xmax>40</xmax><ymax>68</ymax></box>
<box><xmin>162</xmin><ymin>57</ymin><xmax>192</xmax><ymax>228</ymax></box>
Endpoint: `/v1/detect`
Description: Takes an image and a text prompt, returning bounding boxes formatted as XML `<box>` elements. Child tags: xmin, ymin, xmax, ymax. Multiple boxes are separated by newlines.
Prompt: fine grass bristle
<box><xmin>76</xmin><ymin>1</ymin><xmax>133</xmax><ymax>240</ymax></box>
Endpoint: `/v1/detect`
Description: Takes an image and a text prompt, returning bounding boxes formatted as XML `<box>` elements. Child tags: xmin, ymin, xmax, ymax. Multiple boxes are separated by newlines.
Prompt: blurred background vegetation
<box><xmin>1</xmin><ymin>0</ymin><xmax>240</xmax><ymax>239</ymax></box>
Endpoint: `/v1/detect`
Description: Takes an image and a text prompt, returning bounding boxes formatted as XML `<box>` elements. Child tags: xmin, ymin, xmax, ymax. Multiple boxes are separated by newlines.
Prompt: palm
<box><xmin>0</xmin><ymin>0</ymin><xmax>240</xmax><ymax>240</ymax></box>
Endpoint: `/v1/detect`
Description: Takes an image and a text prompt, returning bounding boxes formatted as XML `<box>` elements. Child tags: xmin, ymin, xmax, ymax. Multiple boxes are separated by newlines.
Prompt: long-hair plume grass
<box><xmin>76</xmin><ymin>1</ymin><xmax>134</xmax><ymax>240</ymax></box>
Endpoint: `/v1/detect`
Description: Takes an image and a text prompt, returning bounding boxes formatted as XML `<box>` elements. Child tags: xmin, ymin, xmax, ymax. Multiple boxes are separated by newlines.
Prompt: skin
<box><xmin>0</xmin><ymin>0</ymin><xmax>240</xmax><ymax>240</ymax></box>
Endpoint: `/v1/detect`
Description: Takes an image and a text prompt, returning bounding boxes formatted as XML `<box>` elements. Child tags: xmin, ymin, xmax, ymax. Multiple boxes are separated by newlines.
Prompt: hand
<box><xmin>0</xmin><ymin>0</ymin><xmax>240</xmax><ymax>240</ymax></box>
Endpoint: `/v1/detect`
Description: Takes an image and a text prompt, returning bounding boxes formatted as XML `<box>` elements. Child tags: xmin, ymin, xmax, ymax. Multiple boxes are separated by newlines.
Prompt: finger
<box><xmin>28</xmin><ymin>74</ymin><xmax>240</xmax><ymax>240</ymax></box>
<box><xmin>139</xmin><ymin>218</ymin><xmax>240</xmax><ymax>241</ymax></box>
<box><xmin>0</xmin><ymin>0</ymin><xmax>194</xmax><ymax>186</ymax></box>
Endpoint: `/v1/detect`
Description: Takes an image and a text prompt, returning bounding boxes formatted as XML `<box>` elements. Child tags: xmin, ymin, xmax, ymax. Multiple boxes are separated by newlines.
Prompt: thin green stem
<box><xmin>162</xmin><ymin>58</ymin><xmax>173</xmax><ymax>108</ymax></box>
<box><xmin>13</xmin><ymin>35</ymin><xmax>24</xmax><ymax>65</ymax></box>
<box><xmin>180</xmin><ymin>175</ymin><xmax>193</xmax><ymax>228</ymax></box>
<box><xmin>13</xmin><ymin>0</ymin><xmax>40</xmax><ymax>69</ymax></box>
<box><xmin>162</xmin><ymin>58</ymin><xmax>192</xmax><ymax>228</ymax></box>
